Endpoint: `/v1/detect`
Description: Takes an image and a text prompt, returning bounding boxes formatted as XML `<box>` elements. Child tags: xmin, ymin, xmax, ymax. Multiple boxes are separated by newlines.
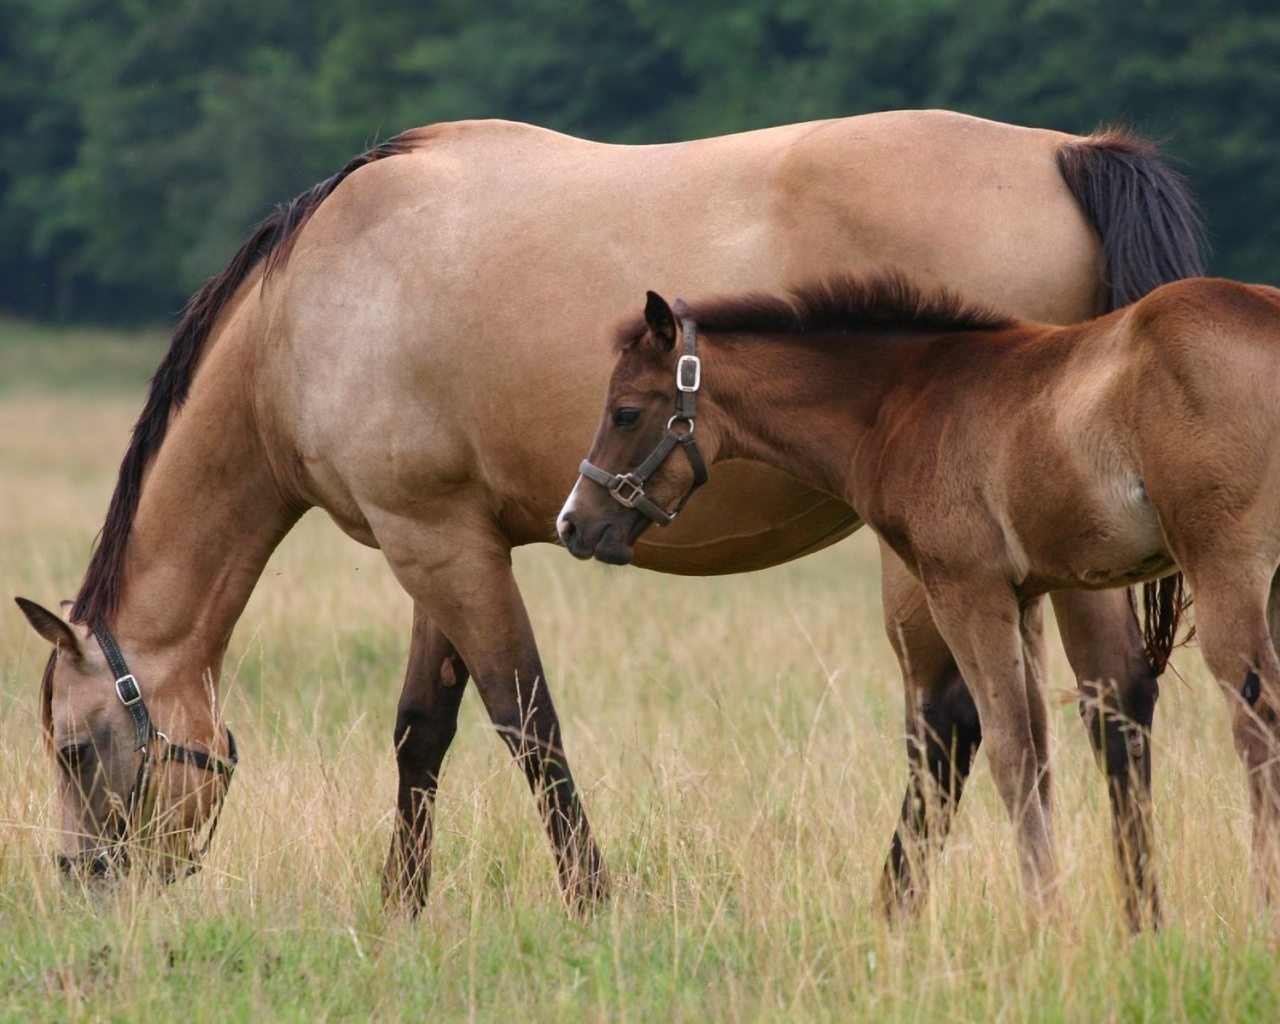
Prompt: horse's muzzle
<box><xmin>557</xmin><ymin>515</ymin><xmax>635</xmax><ymax>565</ymax></box>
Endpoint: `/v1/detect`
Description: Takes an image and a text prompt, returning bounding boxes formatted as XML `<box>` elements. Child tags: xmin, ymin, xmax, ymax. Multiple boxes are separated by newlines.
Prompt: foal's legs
<box><xmin>1020</xmin><ymin>598</ymin><xmax>1052</xmax><ymax>816</ymax></box>
<box><xmin>382</xmin><ymin>604</ymin><xmax>470</xmax><ymax>912</ymax></box>
<box><xmin>373</xmin><ymin>514</ymin><xmax>609</xmax><ymax>917</ymax></box>
<box><xmin>1052</xmin><ymin>588</ymin><xmax>1161</xmax><ymax>929</ymax></box>
<box><xmin>922</xmin><ymin>572</ymin><xmax>1057</xmax><ymax>902</ymax></box>
<box><xmin>876</xmin><ymin>544</ymin><xmax>983</xmax><ymax>917</ymax></box>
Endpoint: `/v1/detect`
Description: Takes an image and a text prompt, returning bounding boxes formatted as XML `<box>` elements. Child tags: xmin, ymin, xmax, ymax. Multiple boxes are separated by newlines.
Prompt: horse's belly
<box><xmin>1067</xmin><ymin>490</ymin><xmax>1174</xmax><ymax>588</ymax></box>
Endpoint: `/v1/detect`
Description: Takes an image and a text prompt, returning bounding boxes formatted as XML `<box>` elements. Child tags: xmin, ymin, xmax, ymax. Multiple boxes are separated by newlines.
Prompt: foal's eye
<box><xmin>57</xmin><ymin>742</ymin><xmax>93</xmax><ymax>773</ymax></box>
<box><xmin>613</xmin><ymin>407</ymin><xmax>643</xmax><ymax>428</ymax></box>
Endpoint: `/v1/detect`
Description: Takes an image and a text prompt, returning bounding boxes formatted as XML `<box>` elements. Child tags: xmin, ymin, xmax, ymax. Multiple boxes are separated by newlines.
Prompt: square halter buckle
<box><xmin>115</xmin><ymin>674</ymin><xmax>142</xmax><ymax>707</ymax></box>
<box><xmin>610</xmin><ymin>473</ymin><xmax>646</xmax><ymax>509</ymax></box>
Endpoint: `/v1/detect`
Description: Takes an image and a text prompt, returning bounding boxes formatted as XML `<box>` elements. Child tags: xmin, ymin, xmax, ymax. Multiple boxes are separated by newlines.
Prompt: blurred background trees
<box><xmin>1</xmin><ymin>0</ymin><xmax>1275</xmax><ymax>322</ymax></box>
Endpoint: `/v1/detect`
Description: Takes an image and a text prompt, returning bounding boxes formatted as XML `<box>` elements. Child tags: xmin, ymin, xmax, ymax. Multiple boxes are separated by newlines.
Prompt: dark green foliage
<box><xmin>0</xmin><ymin>0</ymin><xmax>1276</xmax><ymax>322</ymax></box>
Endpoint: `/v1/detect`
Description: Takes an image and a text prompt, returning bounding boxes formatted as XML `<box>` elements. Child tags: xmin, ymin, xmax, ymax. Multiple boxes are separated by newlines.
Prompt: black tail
<box><xmin>1057</xmin><ymin>129</ymin><xmax>1205</xmax><ymax>676</ymax></box>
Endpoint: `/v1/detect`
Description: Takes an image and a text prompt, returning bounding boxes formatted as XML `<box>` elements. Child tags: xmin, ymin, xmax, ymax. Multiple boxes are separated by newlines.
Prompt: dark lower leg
<box><xmin>1053</xmin><ymin>588</ymin><xmax>1160</xmax><ymax>929</ymax></box>
<box><xmin>373</xmin><ymin>519</ymin><xmax>608</xmax><ymax>918</ymax></box>
<box><xmin>1078</xmin><ymin>673</ymin><xmax>1158</xmax><ymax>928</ymax></box>
<box><xmin>477</xmin><ymin>669</ymin><xmax>610</xmax><ymax>917</ymax></box>
<box><xmin>878</xmin><ymin>673</ymin><xmax>982</xmax><ymax>918</ymax></box>
<box><xmin>382</xmin><ymin>607</ymin><xmax>470</xmax><ymax>912</ymax></box>
<box><xmin>877</xmin><ymin>543</ymin><xmax>983</xmax><ymax>918</ymax></box>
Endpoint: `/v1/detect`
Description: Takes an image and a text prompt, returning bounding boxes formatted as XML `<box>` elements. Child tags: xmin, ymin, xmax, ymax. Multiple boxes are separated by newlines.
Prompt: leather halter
<box><xmin>578</xmin><ymin>314</ymin><xmax>709</xmax><ymax>525</ymax></box>
<box><xmin>91</xmin><ymin>623</ymin><xmax>238</xmax><ymax>874</ymax></box>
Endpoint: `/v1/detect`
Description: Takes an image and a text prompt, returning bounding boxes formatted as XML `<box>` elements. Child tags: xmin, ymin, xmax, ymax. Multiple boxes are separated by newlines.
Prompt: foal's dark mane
<box><xmin>69</xmin><ymin>133</ymin><xmax>419</xmax><ymax>631</ymax></box>
<box><xmin>615</xmin><ymin>271</ymin><xmax>1016</xmax><ymax>351</ymax></box>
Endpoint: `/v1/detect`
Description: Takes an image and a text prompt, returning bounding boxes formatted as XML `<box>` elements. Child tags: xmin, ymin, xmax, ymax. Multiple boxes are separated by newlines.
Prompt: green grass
<box><xmin>3</xmin><ymin>324</ymin><xmax>1280</xmax><ymax>1021</ymax></box>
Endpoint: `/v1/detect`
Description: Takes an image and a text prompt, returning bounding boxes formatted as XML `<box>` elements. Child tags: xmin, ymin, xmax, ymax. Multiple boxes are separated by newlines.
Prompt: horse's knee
<box><xmin>393</xmin><ymin>706</ymin><xmax>459</xmax><ymax>774</ymax></box>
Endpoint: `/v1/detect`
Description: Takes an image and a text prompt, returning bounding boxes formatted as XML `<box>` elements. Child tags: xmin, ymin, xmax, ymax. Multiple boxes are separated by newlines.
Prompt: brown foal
<box><xmin>560</xmin><ymin>273</ymin><xmax>1280</xmax><ymax>913</ymax></box>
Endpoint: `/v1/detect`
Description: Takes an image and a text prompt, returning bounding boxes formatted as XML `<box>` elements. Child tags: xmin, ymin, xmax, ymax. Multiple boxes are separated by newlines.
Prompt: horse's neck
<box><xmin>110</xmin><ymin>339</ymin><xmax>300</xmax><ymax>675</ymax></box>
<box><xmin>708</xmin><ymin>332</ymin><xmax>910</xmax><ymax>498</ymax></box>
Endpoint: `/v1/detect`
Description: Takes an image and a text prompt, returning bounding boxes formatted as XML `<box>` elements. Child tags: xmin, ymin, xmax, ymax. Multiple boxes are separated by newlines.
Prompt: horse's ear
<box><xmin>644</xmin><ymin>291</ymin><xmax>678</xmax><ymax>352</ymax></box>
<box><xmin>15</xmin><ymin>597</ymin><xmax>86</xmax><ymax>659</ymax></box>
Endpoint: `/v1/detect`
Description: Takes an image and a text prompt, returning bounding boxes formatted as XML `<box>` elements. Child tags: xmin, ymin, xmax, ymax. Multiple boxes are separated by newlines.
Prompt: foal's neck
<box><xmin>705</xmin><ymin>329</ymin><xmax>917</xmax><ymax>499</ymax></box>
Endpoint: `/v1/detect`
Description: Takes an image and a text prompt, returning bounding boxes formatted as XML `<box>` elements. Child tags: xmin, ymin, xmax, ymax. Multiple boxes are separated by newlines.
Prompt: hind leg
<box><xmin>1180</xmin><ymin>556</ymin><xmax>1280</xmax><ymax>912</ymax></box>
<box><xmin>382</xmin><ymin>604</ymin><xmax>470</xmax><ymax>913</ymax></box>
<box><xmin>876</xmin><ymin>544</ymin><xmax>983</xmax><ymax>917</ymax></box>
<box><xmin>1052</xmin><ymin>588</ymin><xmax>1161</xmax><ymax>930</ymax></box>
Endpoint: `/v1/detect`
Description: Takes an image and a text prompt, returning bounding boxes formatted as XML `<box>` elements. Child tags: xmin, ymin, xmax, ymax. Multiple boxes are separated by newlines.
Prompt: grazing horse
<box><xmin>559</xmin><ymin>274</ymin><xmax>1280</xmax><ymax>911</ymax></box>
<box><xmin>15</xmin><ymin>111</ymin><xmax>1200</xmax><ymax>923</ymax></box>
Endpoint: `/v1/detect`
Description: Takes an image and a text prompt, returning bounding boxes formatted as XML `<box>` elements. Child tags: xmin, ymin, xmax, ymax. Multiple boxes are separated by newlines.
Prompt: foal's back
<box><xmin>859</xmin><ymin>278</ymin><xmax>1280</xmax><ymax>596</ymax></box>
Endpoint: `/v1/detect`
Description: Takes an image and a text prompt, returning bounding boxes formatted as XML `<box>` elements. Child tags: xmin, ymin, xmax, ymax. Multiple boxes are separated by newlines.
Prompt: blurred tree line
<box><xmin>1</xmin><ymin>0</ymin><xmax>1276</xmax><ymax>322</ymax></box>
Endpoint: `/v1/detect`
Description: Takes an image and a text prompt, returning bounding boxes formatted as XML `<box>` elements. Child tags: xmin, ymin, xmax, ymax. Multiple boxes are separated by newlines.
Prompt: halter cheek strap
<box><xmin>91</xmin><ymin>623</ymin><xmax>238</xmax><ymax>873</ymax></box>
<box><xmin>579</xmin><ymin>315</ymin><xmax>709</xmax><ymax>526</ymax></box>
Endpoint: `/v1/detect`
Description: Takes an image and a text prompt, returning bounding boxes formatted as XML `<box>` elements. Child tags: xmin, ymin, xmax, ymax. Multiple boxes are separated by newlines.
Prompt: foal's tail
<box><xmin>1057</xmin><ymin>129</ymin><xmax>1206</xmax><ymax>676</ymax></box>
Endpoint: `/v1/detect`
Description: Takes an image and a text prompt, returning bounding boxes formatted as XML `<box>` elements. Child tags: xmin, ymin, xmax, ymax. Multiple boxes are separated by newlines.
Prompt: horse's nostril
<box><xmin>558</xmin><ymin>516</ymin><xmax>578</xmax><ymax>544</ymax></box>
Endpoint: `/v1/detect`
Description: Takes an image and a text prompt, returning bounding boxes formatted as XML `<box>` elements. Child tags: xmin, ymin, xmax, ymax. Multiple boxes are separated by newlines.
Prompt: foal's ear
<box><xmin>644</xmin><ymin>291</ymin><xmax>678</xmax><ymax>352</ymax></box>
<box><xmin>15</xmin><ymin>597</ymin><xmax>86</xmax><ymax>658</ymax></box>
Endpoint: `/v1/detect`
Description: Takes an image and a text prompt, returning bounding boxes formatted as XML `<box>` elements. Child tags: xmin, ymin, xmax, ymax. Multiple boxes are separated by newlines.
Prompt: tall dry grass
<box><xmin>1</xmin><ymin>330</ymin><xmax>1277</xmax><ymax>1021</ymax></box>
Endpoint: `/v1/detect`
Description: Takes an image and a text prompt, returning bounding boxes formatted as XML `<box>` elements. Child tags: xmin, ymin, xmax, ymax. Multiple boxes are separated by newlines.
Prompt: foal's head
<box><xmin>558</xmin><ymin>291</ymin><xmax>713</xmax><ymax>564</ymax></box>
<box><xmin>17</xmin><ymin>598</ymin><xmax>236</xmax><ymax>883</ymax></box>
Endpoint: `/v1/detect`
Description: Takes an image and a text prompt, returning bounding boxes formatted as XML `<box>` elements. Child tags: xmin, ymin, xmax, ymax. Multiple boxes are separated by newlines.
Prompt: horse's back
<box><xmin>256</xmin><ymin>111</ymin><xmax>1106</xmax><ymax>566</ymax></box>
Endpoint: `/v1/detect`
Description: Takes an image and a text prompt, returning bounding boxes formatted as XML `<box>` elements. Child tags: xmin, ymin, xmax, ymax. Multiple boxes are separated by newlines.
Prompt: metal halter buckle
<box><xmin>115</xmin><ymin>674</ymin><xmax>142</xmax><ymax>706</ymax></box>
<box><xmin>676</xmin><ymin>354</ymin><xmax>701</xmax><ymax>392</ymax></box>
<box><xmin>611</xmin><ymin>474</ymin><xmax>646</xmax><ymax>508</ymax></box>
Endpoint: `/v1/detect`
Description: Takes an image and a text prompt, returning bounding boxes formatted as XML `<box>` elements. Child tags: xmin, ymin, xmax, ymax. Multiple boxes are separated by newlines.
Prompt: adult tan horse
<box><xmin>16</xmin><ymin>111</ymin><xmax>1200</xmax><ymax>922</ymax></box>
<box><xmin>560</xmin><ymin>273</ymin><xmax>1280</xmax><ymax>913</ymax></box>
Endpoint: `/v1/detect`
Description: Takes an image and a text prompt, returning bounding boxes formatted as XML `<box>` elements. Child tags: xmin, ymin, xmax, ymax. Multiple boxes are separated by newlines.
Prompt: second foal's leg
<box><xmin>1053</xmin><ymin>588</ymin><xmax>1161</xmax><ymax>930</ymax></box>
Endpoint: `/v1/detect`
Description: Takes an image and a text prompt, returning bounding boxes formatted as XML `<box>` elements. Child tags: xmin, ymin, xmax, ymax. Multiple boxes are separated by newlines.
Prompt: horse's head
<box><xmin>16</xmin><ymin>597</ymin><xmax>237</xmax><ymax>883</ymax></box>
<box><xmin>558</xmin><ymin>291</ymin><xmax>713</xmax><ymax>564</ymax></box>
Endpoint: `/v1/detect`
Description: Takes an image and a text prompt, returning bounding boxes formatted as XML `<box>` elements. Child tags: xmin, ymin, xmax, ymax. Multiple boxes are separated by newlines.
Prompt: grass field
<box><xmin>1</xmin><ymin>317</ymin><xmax>1278</xmax><ymax>1022</ymax></box>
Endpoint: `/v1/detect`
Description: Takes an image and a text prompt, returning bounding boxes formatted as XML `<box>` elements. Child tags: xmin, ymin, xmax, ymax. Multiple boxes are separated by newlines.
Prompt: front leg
<box><xmin>372</xmin><ymin>511</ymin><xmax>609</xmax><ymax>918</ymax></box>
<box><xmin>922</xmin><ymin>570</ymin><xmax>1057</xmax><ymax>904</ymax></box>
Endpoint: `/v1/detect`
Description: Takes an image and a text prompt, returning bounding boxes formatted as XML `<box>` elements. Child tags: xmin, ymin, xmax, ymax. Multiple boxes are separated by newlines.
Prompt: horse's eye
<box><xmin>57</xmin><ymin>742</ymin><xmax>92</xmax><ymax>773</ymax></box>
<box><xmin>613</xmin><ymin>407</ymin><xmax>642</xmax><ymax>428</ymax></box>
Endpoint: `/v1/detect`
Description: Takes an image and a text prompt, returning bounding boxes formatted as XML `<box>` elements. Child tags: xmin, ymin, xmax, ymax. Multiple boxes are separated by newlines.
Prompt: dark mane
<box><xmin>71</xmin><ymin>133</ymin><xmax>419</xmax><ymax>627</ymax></box>
<box><xmin>615</xmin><ymin>270</ymin><xmax>1017</xmax><ymax>351</ymax></box>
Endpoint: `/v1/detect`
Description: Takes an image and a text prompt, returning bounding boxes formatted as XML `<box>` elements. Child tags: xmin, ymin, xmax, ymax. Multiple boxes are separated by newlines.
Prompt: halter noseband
<box><xmin>90</xmin><ymin>623</ymin><xmax>238</xmax><ymax>875</ymax></box>
<box><xmin>578</xmin><ymin>313</ymin><xmax>709</xmax><ymax>525</ymax></box>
